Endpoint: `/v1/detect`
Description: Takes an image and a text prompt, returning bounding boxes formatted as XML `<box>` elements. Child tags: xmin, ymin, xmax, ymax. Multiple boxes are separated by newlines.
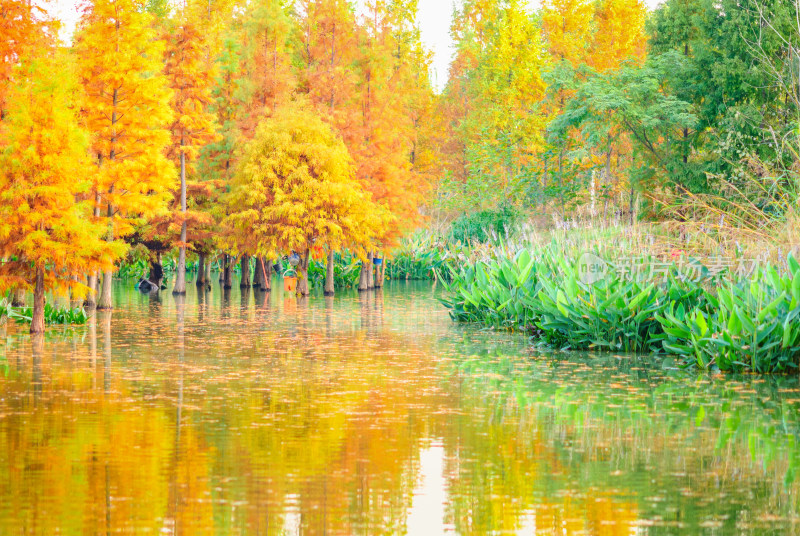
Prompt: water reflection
<box><xmin>0</xmin><ymin>279</ymin><xmax>799</xmax><ymax>535</ymax></box>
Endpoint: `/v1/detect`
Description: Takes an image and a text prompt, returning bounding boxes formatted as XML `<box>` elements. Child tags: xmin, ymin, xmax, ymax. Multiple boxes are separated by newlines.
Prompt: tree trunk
<box><xmin>97</xmin><ymin>269</ymin><xmax>114</xmax><ymax>310</ymax></box>
<box><xmin>374</xmin><ymin>255</ymin><xmax>385</xmax><ymax>288</ymax></box>
<box><xmin>240</xmin><ymin>254</ymin><xmax>251</xmax><ymax>288</ymax></box>
<box><xmin>255</xmin><ymin>257</ymin><xmax>272</xmax><ymax>291</ymax></box>
<box><xmin>224</xmin><ymin>255</ymin><xmax>233</xmax><ymax>289</ymax></box>
<box><xmin>12</xmin><ymin>287</ymin><xmax>26</xmax><ymax>307</ymax></box>
<box><xmin>30</xmin><ymin>264</ymin><xmax>45</xmax><ymax>334</ymax></box>
<box><xmin>86</xmin><ymin>194</ymin><xmax>102</xmax><ymax>307</ymax></box>
<box><xmin>70</xmin><ymin>275</ymin><xmax>82</xmax><ymax>309</ymax></box>
<box><xmin>150</xmin><ymin>253</ymin><xmax>164</xmax><ymax>287</ymax></box>
<box><xmin>98</xmin><ymin>202</ymin><xmax>114</xmax><ymax>310</ymax></box>
<box><xmin>204</xmin><ymin>258</ymin><xmax>212</xmax><ymax>288</ymax></box>
<box><xmin>85</xmin><ymin>272</ymin><xmax>98</xmax><ymax>307</ymax></box>
<box><xmin>196</xmin><ymin>253</ymin><xmax>206</xmax><ymax>286</ymax></box>
<box><xmin>366</xmin><ymin>252</ymin><xmax>374</xmax><ymax>290</ymax></box>
<box><xmin>261</xmin><ymin>259</ymin><xmax>272</xmax><ymax>291</ymax></box>
<box><xmin>358</xmin><ymin>255</ymin><xmax>369</xmax><ymax>292</ymax></box>
<box><xmin>219</xmin><ymin>254</ymin><xmax>226</xmax><ymax>282</ymax></box>
<box><xmin>297</xmin><ymin>249</ymin><xmax>311</xmax><ymax>297</ymax></box>
<box><xmin>173</xmin><ymin>150</ymin><xmax>187</xmax><ymax>295</ymax></box>
<box><xmin>324</xmin><ymin>249</ymin><xmax>335</xmax><ymax>296</ymax></box>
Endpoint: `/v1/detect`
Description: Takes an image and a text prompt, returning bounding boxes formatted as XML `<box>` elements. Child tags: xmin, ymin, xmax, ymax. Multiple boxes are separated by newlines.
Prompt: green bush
<box><xmin>448</xmin><ymin>206</ymin><xmax>521</xmax><ymax>245</ymax></box>
<box><xmin>441</xmin><ymin>246</ymin><xmax>800</xmax><ymax>373</ymax></box>
<box><xmin>656</xmin><ymin>256</ymin><xmax>800</xmax><ymax>373</ymax></box>
<box><xmin>9</xmin><ymin>303</ymin><xmax>89</xmax><ymax>325</ymax></box>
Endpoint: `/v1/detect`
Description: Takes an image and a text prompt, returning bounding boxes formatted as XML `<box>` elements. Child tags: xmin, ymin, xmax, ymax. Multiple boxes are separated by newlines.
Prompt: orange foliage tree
<box><xmin>75</xmin><ymin>0</ymin><xmax>175</xmax><ymax>309</ymax></box>
<box><xmin>0</xmin><ymin>49</ymin><xmax>122</xmax><ymax>332</ymax></box>
<box><xmin>164</xmin><ymin>11</ymin><xmax>219</xmax><ymax>295</ymax></box>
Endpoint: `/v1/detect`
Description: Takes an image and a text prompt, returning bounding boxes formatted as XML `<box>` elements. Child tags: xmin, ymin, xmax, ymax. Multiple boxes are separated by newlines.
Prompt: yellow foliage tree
<box><xmin>0</xmin><ymin>49</ymin><xmax>123</xmax><ymax>333</ymax></box>
<box><xmin>226</xmin><ymin>100</ymin><xmax>388</xmax><ymax>296</ymax></box>
<box><xmin>75</xmin><ymin>0</ymin><xmax>175</xmax><ymax>309</ymax></box>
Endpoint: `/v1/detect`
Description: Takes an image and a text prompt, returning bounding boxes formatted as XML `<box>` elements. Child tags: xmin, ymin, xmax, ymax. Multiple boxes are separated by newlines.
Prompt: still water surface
<box><xmin>1</xmin><ymin>280</ymin><xmax>800</xmax><ymax>535</ymax></box>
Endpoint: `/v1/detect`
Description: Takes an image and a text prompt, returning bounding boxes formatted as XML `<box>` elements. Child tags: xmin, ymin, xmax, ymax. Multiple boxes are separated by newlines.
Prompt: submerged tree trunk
<box><xmin>173</xmin><ymin>150</ymin><xmax>188</xmax><ymax>295</ymax></box>
<box><xmin>324</xmin><ymin>249</ymin><xmax>335</xmax><ymax>296</ymax></box>
<box><xmin>196</xmin><ymin>253</ymin><xmax>206</xmax><ymax>286</ymax></box>
<box><xmin>150</xmin><ymin>252</ymin><xmax>164</xmax><ymax>288</ymax></box>
<box><xmin>264</xmin><ymin>260</ymin><xmax>273</xmax><ymax>291</ymax></box>
<box><xmin>85</xmin><ymin>272</ymin><xmax>98</xmax><ymax>307</ymax></box>
<box><xmin>240</xmin><ymin>254</ymin><xmax>251</xmax><ymax>288</ymax></box>
<box><xmin>98</xmin><ymin>269</ymin><xmax>113</xmax><ymax>310</ymax></box>
<box><xmin>12</xmin><ymin>287</ymin><xmax>26</xmax><ymax>307</ymax></box>
<box><xmin>204</xmin><ymin>257</ymin><xmax>212</xmax><ymax>287</ymax></box>
<box><xmin>85</xmin><ymin>201</ymin><xmax>101</xmax><ymax>307</ymax></box>
<box><xmin>70</xmin><ymin>275</ymin><xmax>82</xmax><ymax>309</ymax></box>
<box><xmin>223</xmin><ymin>255</ymin><xmax>234</xmax><ymax>289</ymax></box>
<box><xmin>358</xmin><ymin>255</ymin><xmax>369</xmax><ymax>292</ymax></box>
<box><xmin>219</xmin><ymin>254</ymin><xmax>225</xmax><ymax>282</ymax></box>
<box><xmin>296</xmin><ymin>249</ymin><xmax>311</xmax><ymax>297</ymax></box>
<box><xmin>30</xmin><ymin>264</ymin><xmax>45</xmax><ymax>334</ymax></box>
<box><xmin>366</xmin><ymin>252</ymin><xmax>374</xmax><ymax>290</ymax></box>
<box><xmin>255</xmin><ymin>257</ymin><xmax>271</xmax><ymax>291</ymax></box>
<box><xmin>374</xmin><ymin>254</ymin><xmax>385</xmax><ymax>288</ymax></box>
<box><xmin>98</xmin><ymin>203</ymin><xmax>114</xmax><ymax>310</ymax></box>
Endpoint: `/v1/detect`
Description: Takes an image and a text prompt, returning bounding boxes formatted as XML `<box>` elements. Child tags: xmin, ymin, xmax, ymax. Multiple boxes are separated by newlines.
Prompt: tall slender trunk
<box><xmin>240</xmin><ymin>254</ymin><xmax>251</xmax><ymax>288</ymax></box>
<box><xmin>173</xmin><ymin>150</ymin><xmax>188</xmax><ymax>295</ymax></box>
<box><xmin>296</xmin><ymin>249</ymin><xmax>311</xmax><ymax>297</ymax></box>
<box><xmin>219</xmin><ymin>255</ymin><xmax>226</xmax><ymax>282</ymax></box>
<box><xmin>86</xmin><ymin>197</ymin><xmax>101</xmax><ymax>307</ymax></box>
<box><xmin>324</xmin><ymin>249</ymin><xmax>335</xmax><ymax>296</ymax></box>
<box><xmin>196</xmin><ymin>253</ymin><xmax>206</xmax><ymax>286</ymax></box>
<box><xmin>30</xmin><ymin>264</ymin><xmax>45</xmax><ymax>334</ymax></box>
<box><xmin>97</xmin><ymin>203</ymin><xmax>114</xmax><ymax>310</ymax></box>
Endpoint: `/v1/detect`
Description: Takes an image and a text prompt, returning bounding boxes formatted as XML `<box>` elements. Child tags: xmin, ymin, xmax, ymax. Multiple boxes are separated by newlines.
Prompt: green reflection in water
<box><xmin>0</xmin><ymin>279</ymin><xmax>798</xmax><ymax>535</ymax></box>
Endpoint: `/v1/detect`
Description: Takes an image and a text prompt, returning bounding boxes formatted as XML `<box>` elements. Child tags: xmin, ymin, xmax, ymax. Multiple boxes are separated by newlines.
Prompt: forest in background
<box><xmin>1</xmin><ymin>0</ymin><xmax>799</xmax><ymax>331</ymax></box>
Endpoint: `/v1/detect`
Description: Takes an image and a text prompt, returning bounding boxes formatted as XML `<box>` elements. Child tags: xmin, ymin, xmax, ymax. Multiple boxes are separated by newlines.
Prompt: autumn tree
<box><xmin>75</xmin><ymin>0</ymin><xmax>175</xmax><ymax>308</ymax></box>
<box><xmin>440</xmin><ymin>0</ymin><xmax>547</xmax><ymax>214</ymax></box>
<box><xmin>226</xmin><ymin>100</ymin><xmax>386</xmax><ymax>296</ymax></box>
<box><xmin>164</xmin><ymin>10</ymin><xmax>219</xmax><ymax>295</ymax></box>
<box><xmin>0</xmin><ymin>1</ymin><xmax>49</xmax><ymax>121</ymax></box>
<box><xmin>0</xmin><ymin>49</ymin><xmax>122</xmax><ymax>333</ymax></box>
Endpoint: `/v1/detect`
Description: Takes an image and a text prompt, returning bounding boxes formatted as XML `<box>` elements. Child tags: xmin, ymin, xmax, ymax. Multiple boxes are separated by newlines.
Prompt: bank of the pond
<box><xmin>440</xmin><ymin>247</ymin><xmax>800</xmax><ymax>374</ymax></box>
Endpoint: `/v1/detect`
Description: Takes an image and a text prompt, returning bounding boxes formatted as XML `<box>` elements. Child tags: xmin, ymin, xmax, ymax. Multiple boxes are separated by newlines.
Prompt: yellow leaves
<box><xmin>226</xmin><ymin>99</ymin><xmax>388</xmax><ymax>257</ymax></box>
<box><xmin>75</xmin><ymin>0</ymin><xmax>175</xmax><ymax>227</ymax></box>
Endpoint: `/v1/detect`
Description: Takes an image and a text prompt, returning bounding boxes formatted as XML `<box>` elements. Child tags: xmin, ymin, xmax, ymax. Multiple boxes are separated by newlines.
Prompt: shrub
<box><xmin>448</xmin><ymin>205</ymin><xmax>521</xmax><ymax>245</ymax></box>
<box><xmin>656</xmin><ymin>256</ymin><xmax>800</xmax><ymax>373</ymax></box>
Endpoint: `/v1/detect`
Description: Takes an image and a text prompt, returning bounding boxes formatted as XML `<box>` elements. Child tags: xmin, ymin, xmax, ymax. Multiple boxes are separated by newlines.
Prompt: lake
<box><xmin>1</xmin><ymin>279</ymin><xmax>799</xmax><ymax>534</ymax></box>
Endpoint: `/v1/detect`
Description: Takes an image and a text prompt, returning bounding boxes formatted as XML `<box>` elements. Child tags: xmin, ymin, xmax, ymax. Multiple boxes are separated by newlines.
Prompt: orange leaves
<box><xmin>164</xmin><ymin>20</ymin><xmax>219</xmax><ymax>163</ymax></box>
<box><xmin>0</xmin><ymin>46</ymin><xmax>123</xmax><ymax>294</ymax></box>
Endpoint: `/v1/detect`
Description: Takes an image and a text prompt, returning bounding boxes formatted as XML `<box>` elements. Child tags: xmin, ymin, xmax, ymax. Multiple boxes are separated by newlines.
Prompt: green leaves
<box><xmin>443</xmin><ymin>245</ymin><xmax>800</xmax><ymax>373</ymax></box>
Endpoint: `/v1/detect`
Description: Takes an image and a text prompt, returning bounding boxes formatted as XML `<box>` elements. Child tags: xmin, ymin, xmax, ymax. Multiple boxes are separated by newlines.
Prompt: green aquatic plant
<box><xmin>657</xmin><ymin>255</ymin><xmax>800</xmax><ymax>373</ymax></box>
<box><xmin>441</xmin><ymin>244</ymin><xmax>800</xmax><ymax>373</ymax></box>
<box><xmin>11</xmin><ymin>303</ymin><xmax>89</xmax><ymax>326</ymax></box>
